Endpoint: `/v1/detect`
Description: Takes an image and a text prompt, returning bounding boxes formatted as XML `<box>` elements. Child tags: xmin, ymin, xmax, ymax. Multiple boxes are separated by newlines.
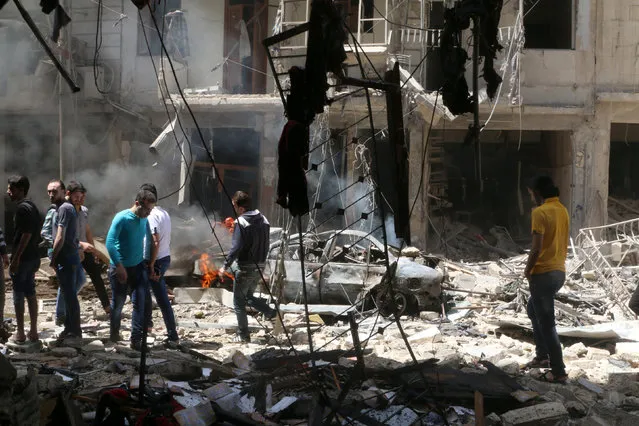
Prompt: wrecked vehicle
<box><xmin>267</xmin><ymin>230</ymin><xmax>443</xmax><ymax>316</ymax></box>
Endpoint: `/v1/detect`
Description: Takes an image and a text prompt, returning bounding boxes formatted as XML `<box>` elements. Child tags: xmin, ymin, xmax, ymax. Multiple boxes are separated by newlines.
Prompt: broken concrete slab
<box><xmin>50</xmin><ymin>347</ymin><xmax>78</xmax><ymax>358</ymax></box>
<box><xmin>173</xmin><ymin>402</ymin><xmax>216</xmax><ymax>426</ymax></box>
<box><xmin>407</xmin><ymin>327</ymin><xmax>442</xmax><ymax>344</ymax></box>
<box><xmin>500</xmin><ymin>402</ymin><xmax>568</xmax><ymax>426</ymax></box>
<box><xmin>148</xmin><ymin>361</ymin><xmax>203</xmax><ymax>381</ymax></box>
<box><xmin>173</xmin><ymin>287</ymin><xmax>234</xmax><ymax>307</ymax></box>
<box><xmin>81</xmin><ymin>340</ymin><xmax>105</xmax><ymax>352</ymax></box>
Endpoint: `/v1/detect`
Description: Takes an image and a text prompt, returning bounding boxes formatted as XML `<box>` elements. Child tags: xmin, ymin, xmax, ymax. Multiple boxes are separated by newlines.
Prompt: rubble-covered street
<box><xmin>3</xmin><ymin>233</ymin><xmax>639</xmax><ymax>425</ymax></box>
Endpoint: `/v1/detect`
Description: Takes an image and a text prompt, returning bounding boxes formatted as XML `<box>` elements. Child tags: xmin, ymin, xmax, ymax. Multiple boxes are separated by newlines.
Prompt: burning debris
<box><xmin>198</xmin><ymin>253</ymin><xmax>234</xmax><ymax>289</ymax></box>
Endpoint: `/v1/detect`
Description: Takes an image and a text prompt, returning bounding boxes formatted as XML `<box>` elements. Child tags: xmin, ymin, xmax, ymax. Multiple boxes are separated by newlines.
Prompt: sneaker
<box><xmin>524</xmin><ymin>356</ymin><xmax>550</xmax><ymax>369</ymax></box>
<box><xmin>163</xmin><ymin>338</ymin><xmax>180</xmax><ymax>349</ymax></box>
<box><xmin>233</xmin><ymin>333</ymin><xmax>250</xmax><ymax>343</ymax></box>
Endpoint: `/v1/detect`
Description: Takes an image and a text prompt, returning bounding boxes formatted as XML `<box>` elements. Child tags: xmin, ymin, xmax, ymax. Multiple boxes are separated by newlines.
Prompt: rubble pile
<box><xmin>3</xmin><ymin>224</ymin><xmax>639</xmax><ymax>424</ymax></box>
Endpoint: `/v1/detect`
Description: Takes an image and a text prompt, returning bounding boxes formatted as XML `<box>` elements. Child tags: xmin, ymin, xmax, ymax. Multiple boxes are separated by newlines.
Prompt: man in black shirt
<box><xmin>6</xmin><ymin>175</ymin><xmax>42</xmax><ymax>343</ymax></box>
<box><xmin>218</xmin><ymin>191</ymin><xmax>275</xmax><ymax>343</ymax></box>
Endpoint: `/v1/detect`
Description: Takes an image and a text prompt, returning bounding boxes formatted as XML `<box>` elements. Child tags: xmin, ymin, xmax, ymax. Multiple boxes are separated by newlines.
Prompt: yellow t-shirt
<box><xmin>531</xmin><ymin>197</ymin><xmax>569</xmax><ymax>275</ymax></box>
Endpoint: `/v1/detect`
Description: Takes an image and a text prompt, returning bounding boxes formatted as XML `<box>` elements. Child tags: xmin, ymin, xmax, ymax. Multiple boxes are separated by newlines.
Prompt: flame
<box><xmin>223</xmin><ymin>217</ymin><xmax>235</xmax><ymax>234</ymax></box>
<box><xmin>198</xmin><ymin>253</ymin><xmax>234</xmax><ymax>288</ymax></box>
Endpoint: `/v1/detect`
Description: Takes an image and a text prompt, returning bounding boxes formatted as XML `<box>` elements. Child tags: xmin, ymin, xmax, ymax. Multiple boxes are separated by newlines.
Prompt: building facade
<box><xmin>0</xmin><ymin>0</ymin><xmax>635</xmax><ymax>249</ymax></box>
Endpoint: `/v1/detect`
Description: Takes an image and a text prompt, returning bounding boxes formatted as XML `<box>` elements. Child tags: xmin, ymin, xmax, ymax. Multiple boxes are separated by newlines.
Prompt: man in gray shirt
<box><xmin>51</xmin><ymin>181</ymin><xmax>83</xmax><ymax>339</ymax></box>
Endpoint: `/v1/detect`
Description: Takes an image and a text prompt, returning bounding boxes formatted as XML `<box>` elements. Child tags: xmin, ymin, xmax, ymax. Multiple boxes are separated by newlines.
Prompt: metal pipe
<box><xmin>12</xmin><ymin>0</ymin><xmax>80</xmax><ymax>93</ymax></box>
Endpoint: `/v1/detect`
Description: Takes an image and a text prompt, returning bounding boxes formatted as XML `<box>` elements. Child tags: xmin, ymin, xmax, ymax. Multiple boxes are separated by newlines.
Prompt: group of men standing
<box><xmin>0</xmin><ymin>176</ymin><xmax>179</xmax><ymax>350</ymax></box>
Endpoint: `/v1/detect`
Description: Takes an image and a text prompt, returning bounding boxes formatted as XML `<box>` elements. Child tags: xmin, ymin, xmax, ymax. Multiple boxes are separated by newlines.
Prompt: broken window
<box><xmin>137</xmin><ymin>0</ymin><xmax>186</xmax><ymax>60</ymax></box>
<box><xmin>523</xmin><ymin>0</ymin><xmax>574</xmax><ymax>49</ymax></box>
<box><xmin>223</xmin><ymin>0</ymin><xmax>268</xmax><ymax>93</ymax></box>
<box><xmin>362</xmin><ymin>0</ymin><xmax>374</xmax><ymax>33</ymax></box>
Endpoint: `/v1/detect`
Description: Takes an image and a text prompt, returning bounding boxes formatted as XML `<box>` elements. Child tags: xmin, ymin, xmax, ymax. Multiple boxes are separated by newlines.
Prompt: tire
<box><xmin>376</xmin><ymin>289</ymin><xmax>417</xmax><ymax>318</ymax></box>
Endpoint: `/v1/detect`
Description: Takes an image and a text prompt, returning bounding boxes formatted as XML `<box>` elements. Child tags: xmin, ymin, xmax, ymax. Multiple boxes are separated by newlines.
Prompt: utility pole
<box><xmin>58</xmin><ymin>0</ymin><xmax>67</xmax><ymax>181</ymax></box>
<box><xmin>471</xmin><ymin>13</ymin><xmax>482</xmax><ymax>194</ymax></box>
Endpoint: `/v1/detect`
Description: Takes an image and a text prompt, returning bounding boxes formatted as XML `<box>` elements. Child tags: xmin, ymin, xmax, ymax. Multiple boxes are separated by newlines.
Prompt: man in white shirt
<box><xmin>141</xmin><ymin>184</ymin><xmax>178</xmax><ymax>347</ymax></box>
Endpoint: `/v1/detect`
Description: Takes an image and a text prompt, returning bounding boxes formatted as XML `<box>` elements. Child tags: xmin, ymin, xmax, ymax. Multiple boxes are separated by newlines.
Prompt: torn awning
<box><xmin>149</xmin><ymin>116</ymin><xmax>191</xmax><ymax>205</ymax></box>
<box><xmin>149</xmin><ymin>115</ymin><xmax>184</xmax><ymax>157</ymax></box>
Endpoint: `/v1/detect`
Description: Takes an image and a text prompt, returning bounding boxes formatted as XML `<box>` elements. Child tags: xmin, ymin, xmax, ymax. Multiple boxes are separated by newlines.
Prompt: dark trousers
<box><xmin>109</xmin><ymin>262</ymin><xmax>149</xmax><ymax>343</ymax></box>
<box><xmin>144</xmin><ymin>256</ymin><xmax>178</xmax><ymax>341</ymax></box>
<box><xmin>629</xmin><ymin>282</ymin><xmax>639</xmax><ymax>316</ymax></box>
<box><xmin>82</xmin><ymin>252</ymin><xmax>110</xmax><ymax>309</ymax></box>
<box><xmin>527</xmin><ymin>270</ymin><xmax>566</xmax><ymax>377</ymax></box>
<box><xmin>56</xmin><ymin>263</ymin><xmax>82</xmax><ymax>336</ymax></box>
<box><xmin>234</xmin><ymin>266</ymin><xmax>274</xmax><ymax>337</ymax></box>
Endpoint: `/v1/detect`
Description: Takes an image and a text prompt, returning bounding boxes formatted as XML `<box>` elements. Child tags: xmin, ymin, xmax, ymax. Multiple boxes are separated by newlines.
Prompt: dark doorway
<box><xmin>191</xmin><ymin>127</ymin><xmax>261</xmax><ymax>218</ymax></box>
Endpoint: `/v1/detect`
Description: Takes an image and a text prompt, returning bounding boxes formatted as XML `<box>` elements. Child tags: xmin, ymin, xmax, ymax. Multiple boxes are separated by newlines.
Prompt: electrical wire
<box><xmin>145</xmin><ymin>4</ymin><xmax>334</xmax><ymax>402</ymax></box>
<box><xmin>93</xmin><ymin>0</ymin><xmax>109</xmax><ymax>94</ymax></box>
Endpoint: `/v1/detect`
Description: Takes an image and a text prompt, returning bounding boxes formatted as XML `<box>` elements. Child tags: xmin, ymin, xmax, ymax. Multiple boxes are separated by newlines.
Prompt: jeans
<box><xmin>234</xmin><ymin>266</ymin><xmax>275</xmax><ymax>337</ymax></box>
<box><xmin>629</xmin><ymin>281</ymin><xmax>639</xmax><ymax>316</ymax></box>
<box><xmin>109</xmin><ymin>262</ymin><xmax>149</xmax><ymax>343</ymax></box>
<box><xmin>145</xmin><ymin>256</ymin><xmax>178</xmax><ymax>341</ymax></box>
<box><xmin>56</xmin><ymin>263</ymin><xmax>83</xmax><ymax>336</ymax></box>
<box><xmin>527</xmin><ymin>270</ymin><xmax>566</xmax><ymax>377</ymax></box>
<box><xmin>82</xmin><ymin>252</ymin><xmax>110</xmax><ymax>309</ymax></box>
<box><xmin>11</xmin><ymin>258</ymin><xmax>41</xmax><ymax>306</ymax></box>
<box><xmin>55</xmin><ymin>266</ymin><xmax>86</xmax><ymax>321</ymax></box>
<box><xmin>0</xmin><ymin>262</ymin><xmax>4</xmax><ymax>322</ymax></box>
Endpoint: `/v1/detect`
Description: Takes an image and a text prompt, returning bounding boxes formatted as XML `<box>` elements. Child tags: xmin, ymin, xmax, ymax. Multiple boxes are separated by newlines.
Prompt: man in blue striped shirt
<box><xmin>106</xmin><ymin>189</ymin><xmax>157</xmax><ymax>350</ymax></box>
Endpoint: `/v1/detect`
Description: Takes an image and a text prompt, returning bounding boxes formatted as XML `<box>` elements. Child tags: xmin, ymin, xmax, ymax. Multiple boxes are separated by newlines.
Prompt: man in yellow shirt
<box><xmin>523</xmin><ymin>176</ymin><xmax>569</xmax><ymax>383</ymax></box>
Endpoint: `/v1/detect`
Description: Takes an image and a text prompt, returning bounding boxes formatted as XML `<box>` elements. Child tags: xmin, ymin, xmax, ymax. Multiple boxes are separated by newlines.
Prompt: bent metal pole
<box><xmin>12</xmin><ymin>0</ymin><xmax>80</xmax><ymax>93</ymax></box>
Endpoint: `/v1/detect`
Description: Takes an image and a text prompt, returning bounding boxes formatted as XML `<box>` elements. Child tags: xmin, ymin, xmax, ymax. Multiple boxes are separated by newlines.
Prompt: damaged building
<box><xmin>0</xmin><ymin>0</ymin><xmax>635</xmax><ymax>250</ymax></box>
<box><xmin>4</xmin><ymin>1</ymin><xmax>639</xmax><ymax>425</ymax></box>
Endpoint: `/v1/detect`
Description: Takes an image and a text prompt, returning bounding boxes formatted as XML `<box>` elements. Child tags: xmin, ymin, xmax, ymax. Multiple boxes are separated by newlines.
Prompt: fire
<box><xmin>223</xmin><ymin>217</ymin><xmax>235</xmax><ymax>233</ymax></box>
<box><xmin>198</xmin><ymin>253</ymin><xmax>234</xmax><ymax>288</ymax></box>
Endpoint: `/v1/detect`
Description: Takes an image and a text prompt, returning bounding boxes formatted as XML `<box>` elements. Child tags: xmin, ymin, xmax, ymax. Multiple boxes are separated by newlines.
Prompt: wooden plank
<box><xmin>475</xmin><ymin>391</ymin><xmax>485</xmax><ymax>426</ymax></box>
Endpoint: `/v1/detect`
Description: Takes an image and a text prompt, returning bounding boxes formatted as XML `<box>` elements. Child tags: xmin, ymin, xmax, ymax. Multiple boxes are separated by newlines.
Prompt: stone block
<box><xmin>496</xmin><ymin>358</ymin><xmax>520</xmax><ymax>375</ymax></box>
<box><xmin>500</xmin><ymin>402</ymin><xmax>568</xmax><ymax>426</ymax></box>
<box><xmin>419</xmin><ymin>311</ymin><xmax>440</xmax><ymax>321</ymax></box>
<box><xmin>407</xmin><ymin>327</ymin><xmax>442</xmax><ymax>344</ymax></box>
<box><xmin>173</xmin><ymin>287</ymin><xmax>234</xmax><ymax>307</ymax></box>
<box><xmin>586</xmin><ymin>347</ymin><xmax>609</xmax><ymax>360</ymax></box>
<box><xmin>564</xmin><ymin>342</ymin><xmax>588</xmax><ymax>359</ymax></box>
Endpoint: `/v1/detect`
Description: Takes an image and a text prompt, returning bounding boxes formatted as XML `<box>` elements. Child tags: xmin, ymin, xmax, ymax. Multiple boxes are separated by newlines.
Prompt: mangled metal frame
<box><xmin>575</xmin><ymin>218</ymin><xmax>639</xmax><ymax>319</ymax></box>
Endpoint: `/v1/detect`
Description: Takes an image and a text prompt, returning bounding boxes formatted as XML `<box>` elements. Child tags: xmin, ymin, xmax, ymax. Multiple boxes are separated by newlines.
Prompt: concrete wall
<box><xmin>596</xmin><ymin>0</ymin><xmax>639</xmax><ymax>90</ymax></box>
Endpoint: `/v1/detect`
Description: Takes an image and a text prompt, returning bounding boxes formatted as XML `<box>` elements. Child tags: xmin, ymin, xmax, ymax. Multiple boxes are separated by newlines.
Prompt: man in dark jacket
<box><xmin>219</xmin><ymin>191</ymin><xmax>276</xmax><ymax>343</ymax></box>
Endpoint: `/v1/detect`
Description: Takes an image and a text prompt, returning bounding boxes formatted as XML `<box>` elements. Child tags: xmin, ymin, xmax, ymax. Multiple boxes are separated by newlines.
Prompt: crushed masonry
<box><xmin>1</xmin><ymin>218</ymin><xmax>639</xmax><ymax>424</ymax></box>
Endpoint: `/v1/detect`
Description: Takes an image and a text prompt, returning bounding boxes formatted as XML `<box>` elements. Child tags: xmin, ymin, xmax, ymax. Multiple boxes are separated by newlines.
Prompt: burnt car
<box><xmin>267</xmin><ymin>230</ymin><xmax>443</xmax><ymax>316</ymax></box>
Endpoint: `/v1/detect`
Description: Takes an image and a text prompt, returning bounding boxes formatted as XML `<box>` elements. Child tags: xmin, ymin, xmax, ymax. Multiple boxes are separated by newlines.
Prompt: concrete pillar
<box><xmin>543</xmin><ymin>131</ymin><xmax>573</xmax><ymax>213</ymax></box>
<box><xmin>408</xmin><ymin>119</ymin><xmax>429</xmax><ymax>248</ymax></box>
<box><xmin>258</xmin><ymin>114</ymin><xmax>278</xmax><ymax>221</ymax></box>
<box><xmin>571</xmin><ymin>105</ymin><xmax>611</xmax><ymax>234</ymax></box>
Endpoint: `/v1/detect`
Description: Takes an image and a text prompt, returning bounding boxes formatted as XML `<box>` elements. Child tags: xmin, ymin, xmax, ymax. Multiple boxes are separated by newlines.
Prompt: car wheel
<box><xmin>376</xmin><ymin>290</ymin><xmax>417</xmax><ymax>318</ymax></box>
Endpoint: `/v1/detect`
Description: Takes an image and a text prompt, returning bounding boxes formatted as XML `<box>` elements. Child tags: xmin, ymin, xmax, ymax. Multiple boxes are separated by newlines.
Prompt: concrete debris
<box><xmin>3</xmin><ymin>227</ymin><xmax>639</xmax><ymax>426</ymax></box>
<box><xmin>500</xmin><ymin>402</ymin><xmax>568</xmax><ymax>425</ymax></box>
